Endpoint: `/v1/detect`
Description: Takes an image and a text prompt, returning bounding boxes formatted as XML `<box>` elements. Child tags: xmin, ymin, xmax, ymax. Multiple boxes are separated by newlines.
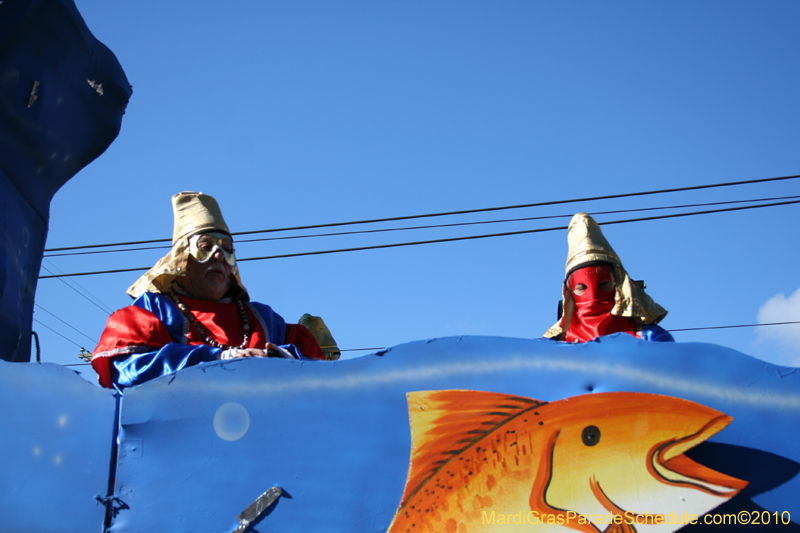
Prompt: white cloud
<box><xmin>753</xmin><ymin>287</ymin><xmax>800</xmax><ymax>367</ymax></box>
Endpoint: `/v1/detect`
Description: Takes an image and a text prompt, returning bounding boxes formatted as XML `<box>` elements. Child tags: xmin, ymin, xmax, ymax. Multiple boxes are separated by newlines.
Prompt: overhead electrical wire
<box><xmin>34</xmin><ymin>174</ymin><xmax>800</xmax><ymax>365</ymax></box>
<box><xmin>39</xmin><ymin>197</ymin><xmax>800</xmax><ymax>279</ymax></box>
<box><xmin>34</xmin><ymin>304</ymin><xmax>98</xmax><ymax>345</ymax></box>
<box><xmin>42</xmin><ymin>193</ymin><xmax>800</xmax><ymax>258</ymax></box>
<box><xmin>45</xmin><ymin>243</ymin><xmax>170</xmax><ymax>258</ymax></box>
<box><xmin>33</xmin><ymin>318</ymin><xmax>89</xmax><ymax>350</ymax></box>
<box><xmin>333</xmin><ymin>320</ymin><xmax>800</xmax><ymax>351</ymax></box>
<box><xmin>43</xmin><ymin>173</ymin><xmax>800</xmax><ymax>253</ymax></box>
<box><xmin>345</xmin><ymin>320</ymin><xmax>800</xmax><ymax>350</ymax></box>
<box><xmin>50</xmin><ymin>319</ymin><xmax>800</xmax><ymax>367</ymax></box>
<box><xmin>226</xmin><ymin>195</ymin><xmax>800</xmax><ymax>244</ymax></box>
<box><xmin>40</xmin><ymin>262</ymin><xmax>114</xmax><ymax>314</ymax></box>
<box><xmin>29</xmin><ymin>175</ymin><xmax>800</xmax><ymax>360</ymax></box>
<box><xmin>238</xmin><ymin>198</ymin><xmax>800</xmax><ymax>262</ymax></box>
<box><xmin>668</xmin><ymin>321</ymin><xmax>800</xmax><ymax>332</ymax></box>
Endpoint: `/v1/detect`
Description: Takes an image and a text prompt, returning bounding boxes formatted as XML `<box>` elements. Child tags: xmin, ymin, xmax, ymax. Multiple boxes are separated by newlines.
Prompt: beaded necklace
<box><xmin>168</xmin><ymin>291</ymin><xmax>251</xmax><ymax>350</ymax></box>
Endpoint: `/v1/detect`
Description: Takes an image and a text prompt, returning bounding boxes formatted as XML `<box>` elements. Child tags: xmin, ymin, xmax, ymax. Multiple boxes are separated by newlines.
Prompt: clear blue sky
<box><xmin>34</xmin><ymin>0</ymin><xmax>800</xmax><ymax>376</ymax></box>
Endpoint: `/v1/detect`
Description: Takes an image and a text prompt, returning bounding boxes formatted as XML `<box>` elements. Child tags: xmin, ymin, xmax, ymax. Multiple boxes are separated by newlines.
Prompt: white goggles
<box><xmin>188</xmin><ymin>232</ymin><xmax>236</xmax><ymax>267</ymax></box>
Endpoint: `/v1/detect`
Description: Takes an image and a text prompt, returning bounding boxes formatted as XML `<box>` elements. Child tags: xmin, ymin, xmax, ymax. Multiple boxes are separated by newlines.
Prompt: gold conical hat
<box><xmin>544</xmin><ymin>212</ymin><xmax>667</xmax><ymax>339</ymax></box>
<box><xmin>127</xmin><ymin>192</ymin><xmax>248</xmax><ymax>299</ymax></box>
<box><xmin>172</xmin><ymin>191</ymin><xmax>231</xmax><ymax>244</ymax></box>
<box><xmin>564</xmin><ymin>212</ymin><xmax>622</xmax><ymax>275</ymax></box>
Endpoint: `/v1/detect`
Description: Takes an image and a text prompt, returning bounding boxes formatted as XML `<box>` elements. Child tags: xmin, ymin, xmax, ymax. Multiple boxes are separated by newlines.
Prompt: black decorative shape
<box><xmin>581</xmin><ymin>425</ymin><xmax>601</xmax><ymax>446</ymax></box>
<box><xmin>680</xmin><ymin>442</ymin><xmax>800</xmax><ymax>531</ymax></box>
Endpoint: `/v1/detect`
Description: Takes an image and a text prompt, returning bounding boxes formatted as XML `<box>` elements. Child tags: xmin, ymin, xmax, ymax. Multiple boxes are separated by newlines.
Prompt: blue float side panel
<box><xmin>110</xmin><ymin>336</ymin><xmax>800</xmax><ymax>532</ymax></box>
<box><xmin>0</xmin><ymin>360</ymin><xmax>117</xmax><ymax>532</ymax></box>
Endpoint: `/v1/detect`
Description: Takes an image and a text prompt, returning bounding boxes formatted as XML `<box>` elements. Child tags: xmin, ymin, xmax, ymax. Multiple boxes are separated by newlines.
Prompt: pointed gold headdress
<box><xmin>543</xmin><ymin>212</ymin><xmax>667</xmax><ymax>338</ymax></box>
<box><xmin>127</xmin><ymin>192</ymin><xmax>248</xmax><ymax>299</ymax></box>
<box><xmin>299</xmin><ymin>313</ymin><xmax>341</xmax><ymax>361</ymax></box>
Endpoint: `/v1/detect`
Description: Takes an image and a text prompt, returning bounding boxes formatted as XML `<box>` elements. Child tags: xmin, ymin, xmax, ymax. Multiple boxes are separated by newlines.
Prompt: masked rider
<box><xmin>544</xmin><ymin>212</ymin><xmax>674</xmax><ymax>343</ymax></box>
<box><xmin>91</xmin><ymin>191</ymin><xmax>337</xmax><ymax>389</ymax></box>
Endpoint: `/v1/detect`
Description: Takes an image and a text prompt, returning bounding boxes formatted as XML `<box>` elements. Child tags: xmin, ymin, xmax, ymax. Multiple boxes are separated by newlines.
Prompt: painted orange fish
<box><xmin>387</xmin><ymin>391</ymin><xmax>747</xmax><ymax>533</ymax></box>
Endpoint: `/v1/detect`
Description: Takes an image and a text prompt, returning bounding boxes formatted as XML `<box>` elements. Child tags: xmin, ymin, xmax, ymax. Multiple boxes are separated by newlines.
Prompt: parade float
<box><xmin>0</xmin><ymin>1</ymin><xmax>797</xmax><ymax>531</ymax></box>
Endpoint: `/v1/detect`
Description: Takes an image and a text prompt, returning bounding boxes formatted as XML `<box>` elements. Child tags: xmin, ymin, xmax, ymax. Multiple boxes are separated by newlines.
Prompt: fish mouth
<box><xmin>650</xmin><ymin>415</ymin><xmax>748</xmax><ymax>497</ymax></box>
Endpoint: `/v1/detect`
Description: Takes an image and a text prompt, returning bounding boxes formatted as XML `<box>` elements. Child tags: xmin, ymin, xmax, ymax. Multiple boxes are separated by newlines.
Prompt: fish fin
<box><xmin>529</xmin><ymin>430</ymin><xmax>601</xmax><ymax>533</ymax></box>
<box><xmin>399</xmin><ymin>389</ymin><xmax>545</xmax><ymax>506</ymax></box>
<box><xmin>605</xmin><ymin>520</ymin><xmax>638</xmax><ymax>533</ymax></box>
<box><xmin>590</xmin><ymin>476</ymin><xmax>656</xmax><ymax>531</ymax></box>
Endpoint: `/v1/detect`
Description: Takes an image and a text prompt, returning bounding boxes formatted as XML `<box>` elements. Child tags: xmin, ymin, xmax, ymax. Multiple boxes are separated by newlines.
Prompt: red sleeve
<box><xmin>284</xmin><ymin>323</ymin><xmax>325</xmax><ymax>360</ymax></box>
<box><xmin>91</xmin><ymin>306</ymin><xmax>175</xmax><ymax>388</ymax></box>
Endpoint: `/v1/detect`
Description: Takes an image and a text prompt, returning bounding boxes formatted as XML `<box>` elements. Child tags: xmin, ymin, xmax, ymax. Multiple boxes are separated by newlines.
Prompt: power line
<box><xmin>38</xmin><ymin>198</ymin><xmax>800</xmax><ymax>279</ymax></box>
<box><xmin>344</xmin><ymin>320</ymin><xmax>800</xmax><ymax>349</ymax></box>
<box><xmin>33</xmin><ymin>319</ymin><xmax>88</xmax><ymax>350</ymax></box>
<box><xmin>335</xmin><ymin>320</ymin><xmax>800</xmax><ymax>351</ymax></box>
<box><xmin>39</xmin><ymin>262</ymin><xmax>115</xmax><ymax>314</ymax></box>
<box><xmin>42</xmin><ymin>194</ymin><xmax>800</xmax><ymax>258</ymax></box>
<box><xmin>669</xmin><ymin>321</ymin><xmax>800</xmax><ymax>332</ymax></box>
<box><xmin>43</xmin><ymin>173</ymin><xmax>800</xmax><ymax>253</ymax></box>
<box><xmin>45</xmin><ymin>244</ymin><xmax>169</xmax><ymax>258</ymax></box>
<box><xmin>46</xmin><ymin>320</ymin><xmax>800</xmax><ymax>366</ymax></box>
<box><xmin>34</xmin><ymin>304</ymin><xmax>98</xmax><ymax>345</ymax></box>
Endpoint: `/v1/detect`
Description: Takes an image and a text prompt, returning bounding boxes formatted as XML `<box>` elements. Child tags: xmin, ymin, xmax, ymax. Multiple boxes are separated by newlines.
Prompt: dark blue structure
<box><xmin>0</xmin><ymin>0</ymin><xmax>131</xmax><ymax>362</ymax></box>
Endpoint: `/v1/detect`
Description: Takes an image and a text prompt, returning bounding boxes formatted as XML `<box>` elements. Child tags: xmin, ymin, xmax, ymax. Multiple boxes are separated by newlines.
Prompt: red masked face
<box><xmin>564</xmin><ymin>264</ymin><xmax>636</xmax><ymax>342</ymax></box>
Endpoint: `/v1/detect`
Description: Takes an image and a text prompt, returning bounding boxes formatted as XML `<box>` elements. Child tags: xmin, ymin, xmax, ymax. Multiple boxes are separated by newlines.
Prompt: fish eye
<box><xmin>581</xmin><ymin>425</ymin><xmax>600</xmax><ymax>447</ymax></box>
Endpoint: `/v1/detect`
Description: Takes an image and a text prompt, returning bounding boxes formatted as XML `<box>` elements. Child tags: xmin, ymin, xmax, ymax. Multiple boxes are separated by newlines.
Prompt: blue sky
<box><xmin>34</xmin><ymin>0</ymin><xmax>800</xmax><ymax>375</ymax></box>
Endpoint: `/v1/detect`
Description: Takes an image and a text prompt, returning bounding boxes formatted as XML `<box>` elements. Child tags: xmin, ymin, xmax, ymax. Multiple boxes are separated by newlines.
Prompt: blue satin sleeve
<box><xmin>248</xmin><ymin>301</ymin><xmax>309</xmax><ymax>358</ymax></box>
<box><xmin>113</xmin><ymin>344</ymin><xmax>221</xmax><ymax>388</ymax></box>
<box><xmin>274</xmin><ymin>344</ymin><xmax>316</xmax><ymax>360</ymax></box>
<box><xmin>248</xmin><ymin>302</ymin><xmax>286</xmax><ymax>345</ymax></box>
<box><xmin>132</xmin><ymin>292</ymin><xmax>187</xmax><ymax>340</ymax></box>
<box><xmin>639</xmin><ymin>324</ymin><xmax>675</xmax><ymax>342</ymax></box>
<box><xmin>110</xmin><ymin>293</ymin><xmax>223</xmax><ymax>387</ymax></box>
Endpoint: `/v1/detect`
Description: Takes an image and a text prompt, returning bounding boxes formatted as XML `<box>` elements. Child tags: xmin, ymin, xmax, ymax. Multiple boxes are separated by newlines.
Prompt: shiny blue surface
<box><xmin>0</xmin><ymin>360</ymin><xmax>116</xmax><ymax>532</ymax></box>
<box><xmin>109</xmin><ymin>335</ymin><xmax>799</xmax><ymax>532</ymax></box>
<box><xmin>1</xmin><ymin>336</ymin><xmax>798</xmax><ymax>531</ymax></box>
